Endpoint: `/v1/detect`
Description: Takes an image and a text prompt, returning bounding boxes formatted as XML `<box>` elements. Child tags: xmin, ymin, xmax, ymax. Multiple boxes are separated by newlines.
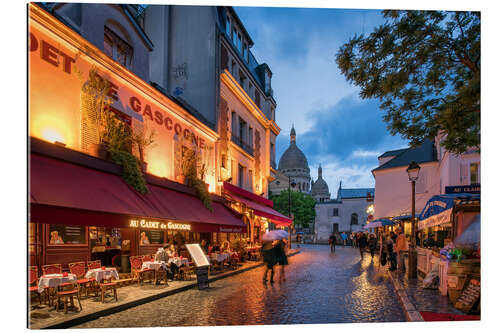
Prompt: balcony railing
<box><xmin>231</xmin><ymin>134</ymin><xmax>254</xmax><ymax>156</ymax></box>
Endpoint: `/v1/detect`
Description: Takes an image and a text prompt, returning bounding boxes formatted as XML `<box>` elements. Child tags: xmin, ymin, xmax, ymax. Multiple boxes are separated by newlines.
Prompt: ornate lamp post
<box><xmin>288</xmin><ymin>176</ymin><xmax>296</xmax><ymax>249</ymax></box>
<box><xmin>406</xmin><ymin>161</ymin><xmax>421</xmax><ymax>279</ymax></box>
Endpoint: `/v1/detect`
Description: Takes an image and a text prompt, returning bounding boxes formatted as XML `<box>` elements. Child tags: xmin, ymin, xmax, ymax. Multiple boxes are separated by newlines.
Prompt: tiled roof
<box><xmin>372</xmin><ymin>139</ymin><xmax>437</xmax><ymax>172</ymax></box>
<box><xmin>378</xmin><ymin>148</ymin><xmax>409</xmax><ymax>158</ymax></box>
<box><xmin>338</xmin><ymin>188</ymin><xmax>374</xmax><ymax>199</ymax></box>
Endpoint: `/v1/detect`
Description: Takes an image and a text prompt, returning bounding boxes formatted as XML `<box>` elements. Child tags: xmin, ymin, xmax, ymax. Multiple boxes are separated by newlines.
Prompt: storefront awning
<box><xmin>364</xmin><ymin>218</ymin><xmax>395</xmax><ymax>229</ymax></box>
<box><xmin>30</xmin><ymin>153</ymin><xmax>246</xmax><ymax>233</ymax></box>
<box><xmin>417</xmin><ymin>193</ymin><xmax>480</xmax><ymax>230</ymax></box>
<box><xmin>222</xmin><ymin>182</ymin><xmax>292</xmax><ymax>226</ymax></box>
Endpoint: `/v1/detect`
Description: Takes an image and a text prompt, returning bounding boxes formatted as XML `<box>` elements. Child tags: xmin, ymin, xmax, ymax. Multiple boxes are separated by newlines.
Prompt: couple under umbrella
<box><xmin>262</xmin><ymin>230</ymin><xmax>289</xmax><ymax>284</ymax></box>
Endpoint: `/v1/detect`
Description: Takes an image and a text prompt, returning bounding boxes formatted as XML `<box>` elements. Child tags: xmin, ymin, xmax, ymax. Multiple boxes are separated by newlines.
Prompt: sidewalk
<box><xmin>388</xmin><ymin>271</ymin><xmax>464</xmax><ymax>322</ymax></box>
<box><xmin>29</xmin><ymin>249</ymin><xmax>300</xmax><ymax>329</ymax></box>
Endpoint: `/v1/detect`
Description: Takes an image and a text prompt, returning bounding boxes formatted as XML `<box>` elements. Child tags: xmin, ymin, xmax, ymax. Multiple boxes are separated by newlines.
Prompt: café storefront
<box><xmin>29</xmin><ymin>138</ymin><xmax>247</xmax><ymax>271</ymax></box>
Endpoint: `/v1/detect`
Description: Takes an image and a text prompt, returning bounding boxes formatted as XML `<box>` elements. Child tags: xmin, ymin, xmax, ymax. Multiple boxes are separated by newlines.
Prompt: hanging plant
<box><xmin>109</xmin><ymin>149</ymin><xmax>148</xmax><ymax>194</ymax></box>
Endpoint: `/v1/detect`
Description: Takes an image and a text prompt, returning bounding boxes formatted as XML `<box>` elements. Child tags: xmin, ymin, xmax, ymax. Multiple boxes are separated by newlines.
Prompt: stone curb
<box><xmin>40</xmin><ymin>250</ymin><xmax>301</xmax><ymax>329</ymax></box>
<box><xmin>387</xmin><ymin>271</ymin><xmax>424</xmax><ymax>322</ymax></box>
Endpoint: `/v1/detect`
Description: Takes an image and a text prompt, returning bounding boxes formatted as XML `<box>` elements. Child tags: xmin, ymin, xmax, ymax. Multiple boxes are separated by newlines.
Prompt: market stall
<box><xmin>417</xmin><ymin>193</ymin><xmax>480</xmax><ymax>312</ymax></box>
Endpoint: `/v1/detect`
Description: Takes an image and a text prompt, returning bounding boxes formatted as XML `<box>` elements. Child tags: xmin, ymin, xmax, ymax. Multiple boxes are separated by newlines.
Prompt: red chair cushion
<box><xmin>29</xmin><ymin>286</ymin><xmax>39</xmax><ymax>292</ymax></box>
<box><xmin>59</xmin><ymin>282</ymin><xmax>73</xmax><ymax>288</ymax></box>
<box><xmin>77</xmin><ymin>279</ymin><xmax>90</xmax><ymax>284</ymax></box>
<box><xmin>57</xmin><ymin>290</ymin><xmax>78</xmax><ymax>296</ymax></box>
<box><xmin>101</xmin><ymin>282</ymin><xmax>117</xmax><ymax>287</ymax></box>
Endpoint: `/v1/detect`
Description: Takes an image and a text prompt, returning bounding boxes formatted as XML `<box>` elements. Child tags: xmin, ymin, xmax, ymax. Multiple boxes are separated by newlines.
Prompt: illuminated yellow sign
<box><xmin>129</xmin><ymin>219</ymin><xmax>191</xmax><ymax>231</ymax></box>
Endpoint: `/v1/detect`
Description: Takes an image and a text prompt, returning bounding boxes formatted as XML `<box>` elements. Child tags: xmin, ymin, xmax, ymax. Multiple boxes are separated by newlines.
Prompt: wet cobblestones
<box><xmin>74</xmin><ymin>245</ymin><xmax>405</xmax><ymax>327</ymax></box>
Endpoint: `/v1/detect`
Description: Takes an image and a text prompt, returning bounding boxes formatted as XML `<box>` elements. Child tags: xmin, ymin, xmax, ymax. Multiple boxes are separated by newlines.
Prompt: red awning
<box><xmin>226</xmin><ymin>193</ymin><xmax>292</xmax><ymax>226</ymax></box>
<box><xmin>30</xmin><ymin>154</ymin><xmax>246</xmax><ymax>233</ymax></box>
<box><xmin>223</xmin><ymin>181</ymin><xmax>274</xmax><ymax>207</ymax></box>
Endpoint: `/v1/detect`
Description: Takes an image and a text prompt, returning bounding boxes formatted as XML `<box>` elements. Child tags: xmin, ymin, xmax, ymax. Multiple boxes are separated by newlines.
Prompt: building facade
<box><xmin>29</xmin><ymin>3</ymin><xmax>250</xmax><ymax>270</ymax></box>
<box><xmin>144</xmin><ymin>5</ymin><xmax>288</xmax><ymax>242</ymax></box>
<box><xmin>314</xmin><ymin>183</ymin><xmax>374</xmax><ymax>242</ymax></box>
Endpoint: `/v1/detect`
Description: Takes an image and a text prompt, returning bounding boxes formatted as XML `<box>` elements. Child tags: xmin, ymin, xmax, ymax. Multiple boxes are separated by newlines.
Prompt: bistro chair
<box><xmin>29</xmin><ymin>266</ymin><xmax>43</xmax><ymax>307</ymax></box>
<box><xmin>55</xmin><ymin>282</ymin><xmax>82</xmax><ymax>314</ymax></box>
<box><xmin>41</xmin><ymin>264</ymin><xmax>72</xmax><ymax>302</ymax></box>
<box><xmin>99</xmin><ymin>276</ymin><xmax>118</xmax><ymax>303</ymax></box>
<box><xmin>129</xmin><ymin>256</ymin><xmax>154</xmax><ymax>284</ymax></box>
<box><xmin>142</xmin><ymin>254</ymin><xmax>154</xmax><ymax>263</ymax></box>
<box><xmin>87</xmin><ymin>260</ymin><xmax>101</xmax><ymax>270</ymax></box>
<box><xmin>68</xmin><ymin>262</ymin><xmax>95</xmax><ymax>298</ymax></box>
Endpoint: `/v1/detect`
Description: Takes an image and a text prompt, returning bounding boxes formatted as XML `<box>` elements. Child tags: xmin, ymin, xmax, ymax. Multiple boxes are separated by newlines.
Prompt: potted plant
<box><xmin>132</xmin><ymin>126</ymin><xmax>156</xmax><ymax>173</ymax></box>
<box><xmin>80</xmin><ymin>67</ymin><xmax>114</xmax><ymax>159</ymax></box>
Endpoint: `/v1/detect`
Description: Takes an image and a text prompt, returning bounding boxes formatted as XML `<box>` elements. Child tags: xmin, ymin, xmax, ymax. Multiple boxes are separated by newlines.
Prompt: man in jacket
<box><xmin>394</xmin><ymin>228</ymin><xmax>408</xmax><ymax>273</ymax></box>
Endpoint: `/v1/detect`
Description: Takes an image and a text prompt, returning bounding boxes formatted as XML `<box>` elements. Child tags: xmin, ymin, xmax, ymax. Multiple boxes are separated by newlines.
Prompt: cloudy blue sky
<box><xmin>234</xmin><ymin>6</ymin><xmax>409</xmax><ymax>192</ymax></box>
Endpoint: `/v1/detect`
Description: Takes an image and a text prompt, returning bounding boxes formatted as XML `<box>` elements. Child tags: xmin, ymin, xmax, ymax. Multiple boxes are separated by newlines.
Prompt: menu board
<box><xmin>454</xmin><ymin>279</ymin><xmax>480</xmax><ymax>314</ymax></box>
<box><xmin>139</xmin><ymin>229</ymin><xmax>165</xmax><ymax>245</ymax></box>
<box><xmin>195</xmin><ymin>266</ymin><xmax>210</xmax><ymax>290</ymax></box>
<box><xmin>185</xmin><ymin>244</ymin><xmax>210</xmax><ymax>267</ymax></box>
<box><xmin>48</xmin><ymin>224</ymin><xmax>86</xmax><ymax>245</ymax></box>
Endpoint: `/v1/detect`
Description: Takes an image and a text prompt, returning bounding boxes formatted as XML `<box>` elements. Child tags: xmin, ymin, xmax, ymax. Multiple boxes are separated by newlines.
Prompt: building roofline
<box><xmin>225</xmin><ymin>6</ymin><xmax>254</xmax><ymax>47</ymax></box>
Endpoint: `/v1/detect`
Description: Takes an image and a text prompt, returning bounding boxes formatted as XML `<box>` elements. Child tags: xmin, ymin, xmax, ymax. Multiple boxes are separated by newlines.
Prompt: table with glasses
<box><xmin>168</xmin><ymin>257</ymin><xmax>189</xmax><ymax>267</ymax></box>
<box><xmin>85</xmin><ymin>267</ymin><xmax>119</xmax><ymax>283</ymax></box>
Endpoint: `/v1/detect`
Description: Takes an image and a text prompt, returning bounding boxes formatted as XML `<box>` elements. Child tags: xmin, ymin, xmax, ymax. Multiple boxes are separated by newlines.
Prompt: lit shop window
<box><xmin>470</xmin><ymin>163</ymin><xmax>480</xmax><ymax>185</ymax></box>
<box><xmin>104</xmin><ymin>26</ymin><xmax>133</xmax><ymax>68</ymax></box>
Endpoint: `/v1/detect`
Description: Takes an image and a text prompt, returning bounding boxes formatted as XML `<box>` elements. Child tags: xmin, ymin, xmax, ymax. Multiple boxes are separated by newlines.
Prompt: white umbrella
<box><xmin>262</xmin><ymin>230</ymin><xmax>288</xmax><ymax>241</ymax></box>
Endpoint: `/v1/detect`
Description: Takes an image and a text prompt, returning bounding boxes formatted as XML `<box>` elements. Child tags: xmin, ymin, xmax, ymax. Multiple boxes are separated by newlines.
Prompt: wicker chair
<box><xmin>87</xmin><ymin>260</ymin><xmax>101</xmax><ymax>270</ymax></box>
<box><xmin>99</xmin><ymin>276</ymin><xmax>118</xmax><ymax>303</ymax></box>
<box><xmin>29</xmin><ymin>266</ymin><xmax>43</xmax><ymax>307</ymax></box>
<box><xmin>129</xmin><ymin>256</ymin><xmax>154</xmax><ymax>284</ymax></box>
<box><xmin>68</xmin><ymin>262</ymin><xmax>94</xmax><ymax>298</ymax></box>
<box><xmin>55</xmin><ymin>282</ymin><xmax>82</xmax><ymax>314</ymax></box>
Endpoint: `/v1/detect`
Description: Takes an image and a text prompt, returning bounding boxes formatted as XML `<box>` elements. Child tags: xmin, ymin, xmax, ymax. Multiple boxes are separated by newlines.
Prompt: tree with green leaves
<box><xmin>336</xmin><ymin>10</ymin><xmax>480</xmax><ymax>154</ymax></box>
<box><xmin>271</xmin><ymin>190</ymin><xmax>316</xmax><ymax>228</ymax></box>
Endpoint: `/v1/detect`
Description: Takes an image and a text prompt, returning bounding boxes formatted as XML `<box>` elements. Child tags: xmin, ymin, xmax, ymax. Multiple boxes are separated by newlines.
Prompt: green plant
<box><xmin>230</xmin><ymin>238</ymin><xmax>248</xmax><ymax>259</ymax></box>
<box><xmin>132</xmin><ymin>126</ymin><xmax>156</xmax><ymax>162</ymax></box>
<box><xmin>181</xmin><ymin>141</ymin><xmax>212</xmax><ymax>211</ymax></box>
<box><xmin>109</xmin><ymin>149</ymin><xmax>148</xmax><ymax>194</ymax></box>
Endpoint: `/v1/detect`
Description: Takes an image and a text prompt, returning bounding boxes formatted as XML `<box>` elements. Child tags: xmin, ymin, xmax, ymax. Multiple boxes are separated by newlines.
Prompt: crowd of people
<box><xmin>326</xmin><ymin>228</ymin><xmax>409</xmax><ymax>272</ymax></box>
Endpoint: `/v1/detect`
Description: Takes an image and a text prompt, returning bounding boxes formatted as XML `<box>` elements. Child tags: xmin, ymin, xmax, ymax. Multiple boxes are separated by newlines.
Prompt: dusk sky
<box><xmin>234</xmin><ymin>6</ymin><xmax>409</xmax><ymax>193</ymax></box>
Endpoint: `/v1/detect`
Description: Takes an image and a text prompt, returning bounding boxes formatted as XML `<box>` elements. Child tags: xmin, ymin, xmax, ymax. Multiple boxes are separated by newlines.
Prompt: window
<box><xmin>238</xmin><ymin>164</ymin><xmax>244</xmax><ymax>188</ymax></box>
<box><xmin>239</xmin><ymin>117</ymin><xmax>246</xmax><ymax>142</ymax></box>
<box><xmin>248</xmin><ymin>127</ymin><xmax>253</xmax><ymax>149</ymax></box>
<box><xmin>470</xmin><ymin>163</ymin><xmax>479</xmax><ymax>185</ymax></box>
<box><xmin>239</xmin><ymin>70</ymin><xmax>246</xmax><ymax>89</ymax></box>
<box><xmin>254</xmin><ymin>91</ymin><xmax>261</xmax><ymax>108</ymax></box>
<box><xmin>249</xmin><ymin>169</ymin><xmax>253</xmax><ymax>190</ymax></box>
<box><xmin>243</xmin><ymin>43</ymin><xmax>248</xmax><ymax>62</ymax></box>
<box><xmin>232</xmin><ymin>27</ymin><xmax>238</xmax><ymax>46</ymax></box>
<box><xmin>350</xmin><ymin>213</ymin><xmax>358</xmax><ymax>225</ymax></box>
<box><xmin>238</xmin><ymin>33</ymin><xmax>242</xmax><ymax>52</ymax></box>
<box><xmin>270</xmin><ymin>107</ymin><xmax>275</xmax><ymax>121</ymax></box>
<box><xmin>231</xmin><ymin>60</ymin><xmax>237</xmax><ymax>77</ymax></box>
<box><xmin>49</xmin><ymin>224</ymin><xmax>87</xmax><ymax>245</ymax></box>
<box><xmin>248</xmin><ymin>83</ymin><xmax>253</xmax><ymax>97</ymax></box>
<box><xmin>226</xmin><ymin>16</ymin><xmax>231</xmax><ymax>36</ymax></box>
<box><xmin>333</xmin><ymin>208</ymin><xmax>339</xmax><ymax>216</ymax></box>
<box><xmin>231</xmin><ymin>111</ymin><xmax>237</xmax><ymax>134</ymax></box>
<box><xmin>104</xmin><ymin>26</ymin><xmax>133</xmax><ymax>68</ymax></box>
<box><xmin>333</xmin><ymin>223</ymin><xmax>339</xmax><ymax>233</ymax></box>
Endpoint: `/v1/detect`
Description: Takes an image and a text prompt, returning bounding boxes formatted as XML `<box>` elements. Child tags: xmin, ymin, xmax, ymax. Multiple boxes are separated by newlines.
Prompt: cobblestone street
<box><xmin>75</xmin><ymin>244</ymin><xmax>406</xmax><ymax>328</ymax></box>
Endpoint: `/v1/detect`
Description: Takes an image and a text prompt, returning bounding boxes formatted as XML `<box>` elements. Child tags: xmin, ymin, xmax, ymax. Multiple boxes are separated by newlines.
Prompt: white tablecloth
<box><xmin>38</xmin><ymin>274</ymin><xmax>77</xmax><ymax>293</ymax></box>
<box><xmin>142</xmin><ymin>261</ymin><xmax>168</xmax><ymax>271</ymax></box>
<box><xmin>210</xmin><ymin>253</ymin><xmax>230</xmax><ymax>262</ymax></box>
<box><xmin>168</xmin><ymin>257</ymin><xmax>189</xmax><ymax>267</ymax></box>
<box><xmin>85</xmin><ymin>267</ymin><xmax>119</xmax><ymax>282</ymax></box>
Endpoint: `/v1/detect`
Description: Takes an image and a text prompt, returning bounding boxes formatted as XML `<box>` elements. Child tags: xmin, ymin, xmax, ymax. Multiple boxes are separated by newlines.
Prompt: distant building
<box><xmin>269</xmin><ymin>125</ymin><xmax>311</xmax><ymax>195</ymax></box>
<box><xmin>314</xmin><ymin>181</ymin><xmax>374</xmax><ymax>242</ymax></box>
<box><xmin>311</xmin><ymin>164</ymin><xmax>330</xmax><ymax>202</ymax></box>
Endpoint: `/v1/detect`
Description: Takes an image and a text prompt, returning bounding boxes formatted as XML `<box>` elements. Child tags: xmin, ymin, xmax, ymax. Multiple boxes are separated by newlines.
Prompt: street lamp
<box><xmin>406</xmin><ymin>161</ymin><xmax>421</xmax><ymax>279</ymax></box>
<box><xmin>288</xmin><ymin>176</ymin><xmax>296</xmax><ymax>249</ymax></box>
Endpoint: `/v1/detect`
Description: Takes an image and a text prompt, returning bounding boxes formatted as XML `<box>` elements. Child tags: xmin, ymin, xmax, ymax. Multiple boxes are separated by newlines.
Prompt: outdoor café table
<box><xmin>210</xmin><ymin>252</ymin><xmax>230</xmax><ymax>262</ymax></box>
<box><xmin>168</xmin><ymin>257</ymin><xmax>189</xmax><ymax>267</ymax></box>
<box><xmin>85</xmin><ymin>267</ymin><xmax>119</xmax><ymax>283</ymax></box>
<box><xmin>141</xmin><ymin>261</ymin><xmax>168</xmax><ymax>284</ymax></box>
<box><xmin>38</xmin><ymin>273</ymin><xmax>77</xmax><ymax>293</ymax></box>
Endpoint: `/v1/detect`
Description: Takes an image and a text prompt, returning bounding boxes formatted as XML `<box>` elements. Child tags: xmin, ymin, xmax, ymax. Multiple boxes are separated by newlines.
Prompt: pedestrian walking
<box><xmin>358</xmin><ymin>232</ymin><xmax>368</xmax><ymax>259</ymax></box>
<box><xmin>329</xmin><ymin>233</ymin><xmax>336</xmax><ymax>253</ymax></box>
<box><xmin>262</xmin><ymin>240</ymin><xmax>276</xmax><ymax>283</ymax></box>
<box><xmin>394</xmin><ymin>228</ymin><xmax>408</xmax><ymax>273</ymax></box>
<box><xmin>341</xmin><ymin>232</ymin><xmax>347</xmax><ymax>246</ymax></box>
<box><xmin>350</xmin><ymin>233</ymin><xmax>355</xmax><ymax>247</ymax></box>
<box><xmin>368</xmin><ymin>234</ymin><xmax>377</xmax><ymax>259</ymax></box>
<box><xmin>385</xmin><ymin>234</ymin><xmax>396</xmax><ymax>271</ymax></box>
<box><xmin>275</xmin><ymin>238</ymin><xmax>288</xmax><ymax>282</ymax></box>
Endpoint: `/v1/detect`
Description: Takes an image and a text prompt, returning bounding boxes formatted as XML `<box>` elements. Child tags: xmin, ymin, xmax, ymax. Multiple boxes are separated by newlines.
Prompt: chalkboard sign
<box><xmin>454</xmin><ymin>279</ymin><xmax>480</xmax><ymax>314</ymax></box>
<box><xmin>195</xmin><ymin>266</ymin><xmax>209</xmax><ymax>290</ymax></box>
